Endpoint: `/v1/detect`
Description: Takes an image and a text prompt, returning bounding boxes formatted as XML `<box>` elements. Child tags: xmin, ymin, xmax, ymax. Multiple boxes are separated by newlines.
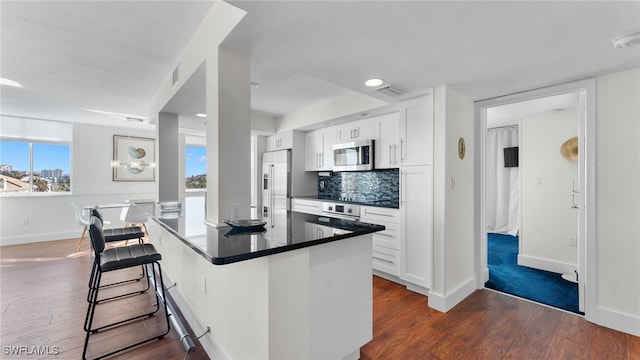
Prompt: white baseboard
<box><xmin>161</xmin><ymin>271</ymin><xmax>229</xmax><ymax>359</ymax></box>
<box><xmin>428</xmin><ymin>276</ymin><xmax>476</xmax><ymax>313</ymax></box>
<box><xmin>517</xmin><ymin>254</ymin><xmax>576</xmax><ymax>274</ymax></box>
<box><xmin>593</xmin><ymin>305</ymin><xmax>640</xmax><ymax>337</ymax></box>
<box><xmin>372</xmin><ymin>270</ymin><xmax>430</xmax><ymax>296</ymax></box>
<box><xmin>0</xmin><ymin>231</ymin><xmax>79</xmax><ymax>246</ymax></box>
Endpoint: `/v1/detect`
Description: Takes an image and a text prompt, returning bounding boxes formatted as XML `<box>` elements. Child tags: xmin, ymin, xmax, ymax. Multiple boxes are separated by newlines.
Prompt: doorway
<box><xmin>475</xmin><ymin>80</ymin><xmax>597</xmax><ymax>316</ymax></box>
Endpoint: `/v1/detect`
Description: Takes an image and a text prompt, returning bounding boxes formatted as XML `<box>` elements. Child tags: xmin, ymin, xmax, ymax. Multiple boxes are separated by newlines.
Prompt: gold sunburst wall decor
<box><xmin>458</xmin><ymin>137</ymin><xmax>466</xmax><ymax>160</ymax></box>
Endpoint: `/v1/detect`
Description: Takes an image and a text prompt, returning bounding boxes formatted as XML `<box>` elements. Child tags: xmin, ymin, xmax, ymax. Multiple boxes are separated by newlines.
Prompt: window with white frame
<box><xmin>0</xmin><ymin>117</ymin><xmax>72</xmax><ymax>194</ymax></box>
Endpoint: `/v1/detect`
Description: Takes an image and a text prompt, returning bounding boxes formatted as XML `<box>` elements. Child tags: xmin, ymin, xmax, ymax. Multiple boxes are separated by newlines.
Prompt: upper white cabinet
<box><xmin>305</xmin><ymin>126</ymin><xmax>336</xmax><ymax>171</ymax></box>
<box><xmin>267</xmin><ymin>131</ymin><xmax>294</xmax><ymax>151</ymax></box>
<box><xmin>399</xmin><ymin>95</ymin><xmax>434</xmax><ymax>166</ymax></box>
<box><xmin>374</xmin><ymin>112</ymin><xmax>400</xmax><ymax>169</ymax></box>
<box><xmin>336</xmin><ymin>120</ymin><xmax>377</xmax><ymax>142</ymax></box>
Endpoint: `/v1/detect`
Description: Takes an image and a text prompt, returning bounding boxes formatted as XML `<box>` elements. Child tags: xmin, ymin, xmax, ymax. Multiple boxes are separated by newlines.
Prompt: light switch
<box><xmin>535</xmin><ymin>178</ymin><xmax>543</xmax><ymax>187</ymax></box>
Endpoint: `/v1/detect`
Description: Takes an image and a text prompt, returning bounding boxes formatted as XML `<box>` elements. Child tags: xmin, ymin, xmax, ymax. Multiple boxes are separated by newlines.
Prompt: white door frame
<box><xmin>474</xmin><ymin>79</ymin><xmax>596</xmax><ymax>317</ymax></box>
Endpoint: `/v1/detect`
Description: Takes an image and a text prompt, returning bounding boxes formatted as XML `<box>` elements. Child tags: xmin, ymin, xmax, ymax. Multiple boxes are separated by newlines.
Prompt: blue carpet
<box><xmin>484</xmin><ymin>233</ymin><xmax>581</xmax><ymax>314</ymax></box>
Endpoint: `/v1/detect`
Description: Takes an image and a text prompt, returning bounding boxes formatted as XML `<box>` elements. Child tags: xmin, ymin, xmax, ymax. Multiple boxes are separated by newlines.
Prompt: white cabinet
<box><xmin>267</xmin><ymin>131</ymin><xmax>293</xmax><ymax>151</ymax></box>
<box><xmin>399</xmin><ymin>165</ymin><xmax>433</xmax><ymax>289</ymax></box>
<box><xmin>399</xmin><ymin>95</ymin><xmax>434</xmax><ymax>166</ymax></box>
<box><xmin>374</xmin><ymin>112</ymin><xmax>400</xmax><ymax>169</ymax></box>
<box><xmin>336</xmin><ymin>120</ymin><xmax>377</xmax><ymax>142</ymax></box>
<box><xmin>362</xmin><ymin>206</ymin><xmax>400</xmax><ymax>276</ymax></box>
<box><xmin>305</xmin><ymin>127</ymin><xmax>336</xmax><ymax>171</ymax></box>
<box><xmin>291</xmin><ymin>198</ymin><xmax>323</xmax><ymax>216</ymax></box>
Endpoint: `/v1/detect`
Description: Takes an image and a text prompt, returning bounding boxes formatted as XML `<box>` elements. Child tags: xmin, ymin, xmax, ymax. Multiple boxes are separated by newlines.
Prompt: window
<box><xmin>0</xmin><ymin>140</ymin><xmax>71</xmax><ymax>194</ymax></box>
<box><xmin>185</xmin><ymin>145</ymin><xmax>206</xmax><ymax>190</ymax></box>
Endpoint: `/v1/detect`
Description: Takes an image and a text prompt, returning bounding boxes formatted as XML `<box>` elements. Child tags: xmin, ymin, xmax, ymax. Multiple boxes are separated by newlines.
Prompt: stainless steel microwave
<box><xmin>333</xmin><ymin>139</ymin><xmax>374</xmax><ymax>171</ymax></box>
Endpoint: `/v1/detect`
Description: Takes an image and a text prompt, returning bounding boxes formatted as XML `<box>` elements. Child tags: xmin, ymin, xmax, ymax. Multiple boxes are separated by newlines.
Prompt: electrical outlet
<box><xmin>22</xmin><ymin>217</ymin><xmax>29</xmax><ymax>225</ymax></box>
<box><xmin>232</xmin><ymin>203</ymin><xmax>241</xmax><ymax>221</ymax></box>
<box><xmin>568</xmin><ymin>236</ymin><xmax>577</xmax><ymax>246</ymax></box>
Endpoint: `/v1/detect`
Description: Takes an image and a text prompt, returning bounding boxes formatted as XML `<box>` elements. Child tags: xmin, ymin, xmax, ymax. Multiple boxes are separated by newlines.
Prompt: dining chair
<box><xmin>120</xmin><ymin>199</ymin><xmax>155</xmax><ymax>239</ymax></box>
<box><xmin>71</xmin><ymin>202</ymin><xmax>91</xmax><ymax>251</ymax></box>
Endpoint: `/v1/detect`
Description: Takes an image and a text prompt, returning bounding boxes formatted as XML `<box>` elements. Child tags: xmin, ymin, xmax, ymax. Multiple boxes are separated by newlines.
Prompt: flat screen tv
<box><xmin>504</xmin><ymin>147</ymin><xmax>519</xmax><ymax>168</ymax></box>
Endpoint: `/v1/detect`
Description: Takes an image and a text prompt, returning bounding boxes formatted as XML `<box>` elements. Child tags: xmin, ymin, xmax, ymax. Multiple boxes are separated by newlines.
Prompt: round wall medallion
<box><xmin>458</xmin><ymin>137</ymin><xmax>466</xmax><ymax>160</ymax></box>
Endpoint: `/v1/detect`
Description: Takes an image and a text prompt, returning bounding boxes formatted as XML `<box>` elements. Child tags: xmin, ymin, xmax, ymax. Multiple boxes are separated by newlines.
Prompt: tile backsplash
<box><xmin>318</xmin><ymin>169</ymin><xmax>399</xmax><ymax>208</ymax></box>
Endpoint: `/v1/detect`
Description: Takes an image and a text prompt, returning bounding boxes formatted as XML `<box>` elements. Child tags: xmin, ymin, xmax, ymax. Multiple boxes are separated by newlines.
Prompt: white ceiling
<box><xmin>1</xmin><ymin>1</ymin><xmax>639</xmax><ymax>131</ymax></box>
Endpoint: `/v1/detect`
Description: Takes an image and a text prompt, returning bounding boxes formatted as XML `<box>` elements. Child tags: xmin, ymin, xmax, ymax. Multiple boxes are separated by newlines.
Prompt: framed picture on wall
<box><xmin>112</xmin><ymin>135</ymin><xmax>156</xmax><ymax>181</ymax></box>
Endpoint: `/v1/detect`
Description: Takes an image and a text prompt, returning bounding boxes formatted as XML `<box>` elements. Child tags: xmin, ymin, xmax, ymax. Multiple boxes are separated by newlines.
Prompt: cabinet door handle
<box><xmin>375</xmin><ymin>232</ymin><xmax>394</xmax><ymax>238</ymax></box>
<box><xmin>393</xmin><ymin>144</ymin><xmax>398</xmax><ymax>165</ymax></box>
<box><xmin>400</xmin><ymin>138</ymin><xmax>405</xmax><ymax>162</ymax></box>
<box><xmin>389</xmin><ymin>145</ymin><xmax>392</xmax><ymax>165</ymax></box>
<box><xmin>373</xmin><ymin>256</ymin><xmax>395</xmax><ymax>264</ymax></box>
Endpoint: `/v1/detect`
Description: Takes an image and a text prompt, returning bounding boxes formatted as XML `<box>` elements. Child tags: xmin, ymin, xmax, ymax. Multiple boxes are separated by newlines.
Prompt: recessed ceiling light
<box><xmin>195</xmin><ymin>113</ymin><xmax>207</xmax><ymax>118</ymax></box>
<box><xmin>612</xmin><ymin>31</ymin><xmax>640</xmax><ymax>48</ymax></box>
<box><xmin>250</xmin><ymin>81</ymin><xmax>261</xmax><ymax>89</ymax></box>
<box><xmin>364</xmin><ymin>78</ymin><xmax>384</xmax><ymax>87</ymax></box>
<box><xmin>0</xmin><ymin>77</ymin><xmax>24</xmax><ymax>88</ymax></box>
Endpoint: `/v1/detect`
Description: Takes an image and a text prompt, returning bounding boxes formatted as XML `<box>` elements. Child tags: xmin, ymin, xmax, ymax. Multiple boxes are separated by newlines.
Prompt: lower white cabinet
<box><xmin>399</xmin><ymin>165</ymin><xmax>433</xmax><ymax>289</ymax></box>
<box><xmin>372</xmin><ymin>245</ymin><xmax>400</xmax><ymax>276</ymax></box>
<box><xmin>291</xmin><ymin>198</ymin><xmax>323</xmax><ymax>216</ymax></box>
<box><xmin>361</xmin><ymin>206</ymin><xmax>400</xmax><ymax>276</ymax></box>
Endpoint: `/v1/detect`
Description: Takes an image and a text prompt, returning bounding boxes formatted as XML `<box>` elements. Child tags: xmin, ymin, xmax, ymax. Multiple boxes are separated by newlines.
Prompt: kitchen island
<box><xmin>145</xmin><ymin>201</ymin><xmax>384</xmax><ymax>359</ymax></box>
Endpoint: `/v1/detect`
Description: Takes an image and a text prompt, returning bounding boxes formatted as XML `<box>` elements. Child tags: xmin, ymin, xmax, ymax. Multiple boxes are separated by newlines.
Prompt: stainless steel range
<box><xmin>321</xmin><ymin>202</ymin><xmax>361</xmax><ymax>220</ymax></box>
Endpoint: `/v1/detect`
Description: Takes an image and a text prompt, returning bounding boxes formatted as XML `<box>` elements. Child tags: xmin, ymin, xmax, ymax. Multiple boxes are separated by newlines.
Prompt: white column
<box><xmin>205</xmin><ymin>48</ymin><xmax>251</xmax><ymax>225</ymax></box>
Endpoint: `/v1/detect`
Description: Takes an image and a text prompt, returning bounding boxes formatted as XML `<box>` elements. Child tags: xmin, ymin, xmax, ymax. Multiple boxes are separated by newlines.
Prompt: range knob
<box><xmin>347</xmin><ymin>208</ymin><xmax>352</xmax><ymax>214</ymax></box>
<box><xmin>328</xmin><ymin>206</ymin><xmax>333</xmax><ymax>211</ymax></box>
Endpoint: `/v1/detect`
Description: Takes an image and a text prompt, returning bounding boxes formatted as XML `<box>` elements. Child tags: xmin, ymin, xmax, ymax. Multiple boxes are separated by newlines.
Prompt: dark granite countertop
<box><xmin>148</xmin><ymin>204</ymin><xmax>385</xmax><ymax>265</ymax></box>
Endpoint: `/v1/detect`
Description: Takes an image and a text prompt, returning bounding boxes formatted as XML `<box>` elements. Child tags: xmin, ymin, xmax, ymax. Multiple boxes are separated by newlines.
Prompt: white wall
<box><xmin>595</xmin><ymin>68</ymin><xmax>640</xmax><ymax>335</ymax></box>
<box><xmin>430</xmin><ymin>85</ymin><xmax>476</xmax><ymax>311</ymax></box>
<box><xmin>519</xmin><ymin>110</ymin><xmax>579</xmax><ymax>273</ymax></box>
<box><xmin>0</xmin><ymin>122</ymin><xmax>156</xmax><ymax>245</ymax></box>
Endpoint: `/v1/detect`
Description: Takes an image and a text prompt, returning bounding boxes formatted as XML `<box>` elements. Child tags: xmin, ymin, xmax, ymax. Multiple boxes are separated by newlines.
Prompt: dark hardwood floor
<box><xmin>1</xmin><ymin>238</ymin><xmax>638</xmax><ymax>359</ymax></box>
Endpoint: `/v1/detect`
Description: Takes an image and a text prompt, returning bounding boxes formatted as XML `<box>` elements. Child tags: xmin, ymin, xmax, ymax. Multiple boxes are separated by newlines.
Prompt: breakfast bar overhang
<box><xmin>145</xmin><ymin>208</ymin><xmax>384</xmax><ymax>359</ymax></box>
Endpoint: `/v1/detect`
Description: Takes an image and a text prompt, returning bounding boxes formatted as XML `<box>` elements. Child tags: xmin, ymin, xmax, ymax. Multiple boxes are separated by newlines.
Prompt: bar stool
<box><xmin>83</xmin><ymin>217</ymin><xmax>170</xmax><ymax>360</ymax></box>
<box><xmin>92</xmin><ymin>207</ymin><xmax>145</xmax><ymax>245</ymax></box>
<box><xmin>87</xmin><ymin>208</ymin><xmax>147</xmax><ymax>293</ymax></box>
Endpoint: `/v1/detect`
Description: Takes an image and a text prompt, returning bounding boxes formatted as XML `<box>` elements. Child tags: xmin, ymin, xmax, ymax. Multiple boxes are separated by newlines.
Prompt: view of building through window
<box><xmin>0</xmin><ymin>140</ymin><xmax>71</xmax><ymax>193</ymax></box>
<box><xmin>185</xmin><ymin>145</ymin><xmax>206</xmax><ymax>190</ymax></box>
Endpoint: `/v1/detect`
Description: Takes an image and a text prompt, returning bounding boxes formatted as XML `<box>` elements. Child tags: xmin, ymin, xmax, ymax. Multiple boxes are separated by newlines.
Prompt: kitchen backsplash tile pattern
<box><xmin>318</xmin><ymin>169</ymin><xmax>399</xmax><ymax>208</ymax></box>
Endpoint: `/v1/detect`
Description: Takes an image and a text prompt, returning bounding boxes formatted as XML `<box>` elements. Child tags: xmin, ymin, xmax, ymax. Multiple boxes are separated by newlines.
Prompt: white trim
<box><xmin>428</xmin><ymin>276</ymin><xmax>476</xmax><ymax>313</ymax></box>
<box><xmin>517</xmin><ymin>254</ymin><xmax>577</xmax><ymax>274</ymax></box>
<box><xmin>161</xmin><ymin>270</ymin><xmax>230</xmax><ymax>359</ymax></box>
<box><xmin>475</xmin><ymin>78</ymin><xmax>597</xmax><ymax>319</ymax></box>
<box><xmin>594</xmin><ymin>306</ymin><xmax>640</xmax><ymax>337</ymax></box>
<box><xmin>406</xmin><ymin>283</ymin><xmax>430</xmax><ymax>297</ymax></box>
<box><xmin>0</xmin><ymin>231</ymin><xmax>80</xmax><ymax>246</ymax></box>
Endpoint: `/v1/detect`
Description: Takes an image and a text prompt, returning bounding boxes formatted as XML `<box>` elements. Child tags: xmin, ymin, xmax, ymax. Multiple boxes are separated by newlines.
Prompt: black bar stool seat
<box><xmin>100</xmin><ymin>243</ymin><xmax>161</xmax><ymax>271</ymax></box>
<box><xmin>102</xmin><ymin>226</ymin><xmax>146</xmax><ymax>243</ymax></box>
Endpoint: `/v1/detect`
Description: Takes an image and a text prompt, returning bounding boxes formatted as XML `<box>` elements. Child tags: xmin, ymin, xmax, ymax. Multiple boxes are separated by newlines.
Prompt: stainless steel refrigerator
<box><xmin>262</xmin><ymin>149</ymin><xmax>291</xmax><ymax>244</ymax></box>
